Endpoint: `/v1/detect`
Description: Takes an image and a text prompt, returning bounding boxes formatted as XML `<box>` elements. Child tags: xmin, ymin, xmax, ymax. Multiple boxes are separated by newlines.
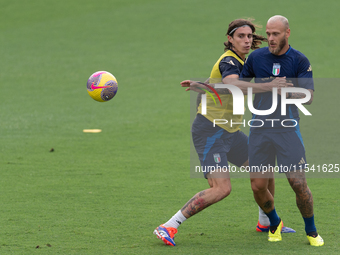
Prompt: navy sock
<box><xmin>303</xmin><ymin>215</ymin><xmax>317</xmax><ymax>235</ymax></box>
<box><xmin>265</xmin><ymin>207</ymin><xmax>281</xmax><ymax>226</ymax></box>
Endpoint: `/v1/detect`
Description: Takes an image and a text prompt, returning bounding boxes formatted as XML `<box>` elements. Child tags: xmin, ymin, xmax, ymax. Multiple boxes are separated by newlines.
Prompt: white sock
<box><xmin>163</xmin><ymin>210</ymin><xmax>187</xmax><ymax>229</ymax></box>
<box><xmin>258</xmin><ymin>206</ymin><xmax>270</xmax><ymax>226</ymax></box>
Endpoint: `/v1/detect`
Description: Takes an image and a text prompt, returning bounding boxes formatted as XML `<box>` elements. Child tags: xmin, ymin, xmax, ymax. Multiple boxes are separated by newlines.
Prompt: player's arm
<box><xmin>227</xmin><ymin>52</ymin><xmax>293</xmax><ymax>94</ymax></box>
<box><xmin>221</xmin><ymin>76</ymin><xmax>291</xmax><ymax>94</ymax></box>
<box><xmin>212</xmin><ymin>56</ymin><xmax>290</xmax><ymax>94</ymax></box>
<box><xmin>180</xmin><ymin>79</ymin><xmax>210</xmax><ymax>93</ymax></box>
<box><xmin>182</xmin><ymin>54</ymin><xmax>292</xmax><ymax>94</ymax></box>
<box><xmin>181</xmin><ymin>77</ymin><xmax>291</xmax><ymax>94</ymax></box>
<box><xmin>289</xmin><ymin>55</ymin><xmax>314</xmax><ymax>104</ymax></box>
<box><xmin>283</xmin><ymin>89</ymin><xmax>314</xmax><ymax>105</ymax></box>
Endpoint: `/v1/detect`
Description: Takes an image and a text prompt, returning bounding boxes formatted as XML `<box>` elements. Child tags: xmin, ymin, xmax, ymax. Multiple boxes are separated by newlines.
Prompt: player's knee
<box><xmin>289</xmin><ymin>179</ymin><xmax>309</xmax><ymax>194</ymax></box>
<box><xmin>290</xmin><ymin>180</ymin><xmax>310</xmax><ymax>194</ymax></box>
<box><xmin>250</xmin><ymin>179</ymin><xmax>267</xmax><ymax>194</ymax></box>
<box><xmin>213</xmin><ymin>185</ymin><xmax>232</xmax><ymax>201</ymax></box>
<box><xmin>221</xmin><ymin>185</ymin><xmax>232</xmax><ymax>197</ymax></box>
<box><xmin>218</xmin><ymin>186</ymin><xmax>231</xmax><ymax>200</ymax></box>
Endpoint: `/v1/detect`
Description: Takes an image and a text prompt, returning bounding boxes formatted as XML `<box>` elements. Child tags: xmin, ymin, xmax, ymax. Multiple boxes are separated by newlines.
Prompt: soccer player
<box><xmin>153</xmin><ymin>19</ymin><xmax>293</xmax><ymax>247</ymax></box>
<box><xmin>240</xmin><ymin>15</ymin><xmax>324</xmax><ymax>246</ymax></box>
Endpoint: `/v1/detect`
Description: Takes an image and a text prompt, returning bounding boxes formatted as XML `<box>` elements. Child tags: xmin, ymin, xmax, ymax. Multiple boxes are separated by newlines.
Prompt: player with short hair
<box><xmin>153</xmin><ymin>18</ymin><xmax>294</xmax><ymax>247</ymax></box>
<box><xmin>240</xmin><ymin>15</ymin><xmax>324</xmax><ymax>246</ymax></box>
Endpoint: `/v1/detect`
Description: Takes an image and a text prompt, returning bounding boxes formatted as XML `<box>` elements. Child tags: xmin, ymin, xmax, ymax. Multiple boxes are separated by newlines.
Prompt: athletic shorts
<box><xmin>191</xmin><ymin>114</ymin><xmax>248</xmax><ymax>178</ymax></box>
<box><xmin>248</xmin><ymin>130</ymin><xmax>307</xmax><ymax>173</ymax></box>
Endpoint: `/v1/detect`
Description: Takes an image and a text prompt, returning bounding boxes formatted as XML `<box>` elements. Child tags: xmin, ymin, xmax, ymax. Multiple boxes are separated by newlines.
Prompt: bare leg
<box><xmin>285</xmin><ymin>171</ymin><xmax>313</xmax><ymax>218</ymax></box>
<box><xmin>268</xmin><ymin>177</ymin><xmax>275</xmax><ymax>197</ymax></box>
<box><xmin>250</xmin><ymin>171</ymin><xmax>275</xmax><ymax>214</ymax></box>
<box><xmin>256</xmin><ymin>169</ymin><xmax>274</xmax><ymax>227</ymax></box>
<box><xmin>181</xmin><ymin>171</ymin><xmax>231</xmax><ymax>218</ymax></box>
<box><xmin>244</xmin><ymin>160</ymin><xmax>275</xmax><ymax>225</ymax></box>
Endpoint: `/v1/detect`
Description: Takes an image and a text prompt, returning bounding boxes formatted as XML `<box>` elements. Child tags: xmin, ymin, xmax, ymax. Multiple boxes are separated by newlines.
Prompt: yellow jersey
<box><xmin>197</xmin><ymin>50</ymin><xmax>245</xmax><ymax>133</ymax></box>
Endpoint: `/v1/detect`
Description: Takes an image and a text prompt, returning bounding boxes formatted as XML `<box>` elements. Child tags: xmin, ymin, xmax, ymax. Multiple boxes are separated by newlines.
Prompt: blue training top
<box><xmin>240</xmin><ymin>46</ymin><xmax>314</xmax><ymax>132</ymax></box>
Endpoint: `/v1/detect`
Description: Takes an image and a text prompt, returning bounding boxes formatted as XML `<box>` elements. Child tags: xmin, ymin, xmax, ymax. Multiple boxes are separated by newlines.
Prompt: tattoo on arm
<box><xmin>288</xmin><ymin>90</ymin><xmax>313</xmax><ymax>105</ymax></box>
<box><xmin>290</xmin><ymin>92</ymin><xmax>306</xmax><ymax>99</ymax></box>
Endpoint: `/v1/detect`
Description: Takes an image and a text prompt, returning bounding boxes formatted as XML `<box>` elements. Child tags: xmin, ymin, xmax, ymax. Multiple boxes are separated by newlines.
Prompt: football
<box><xmin>87</xmin><ymin>71</ymin><xmax>118</xmax><ymax>102</ymax></box>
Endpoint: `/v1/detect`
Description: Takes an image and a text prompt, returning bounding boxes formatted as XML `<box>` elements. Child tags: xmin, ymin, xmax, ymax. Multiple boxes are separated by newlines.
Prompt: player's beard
<box><xmin>269</xmin><ymin>35</ymin><xmax>287</xmax><ymax>55</ymax></box>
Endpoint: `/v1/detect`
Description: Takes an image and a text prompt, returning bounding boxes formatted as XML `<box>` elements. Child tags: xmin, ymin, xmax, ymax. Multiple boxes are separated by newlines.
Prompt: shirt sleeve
<box><xmin>219</xmin><ymin>56</ymin><xmax>241</xmax><ymax>78</ymax></box>
<box><xmin>297</xmin><ymin>54</ymin><xmax>314</xmax><ymax>90</ymax></box>
<box><xmin>240</xmin><ymin>54</ymin><xmax>254</xmax><ymax>82</ymax></box>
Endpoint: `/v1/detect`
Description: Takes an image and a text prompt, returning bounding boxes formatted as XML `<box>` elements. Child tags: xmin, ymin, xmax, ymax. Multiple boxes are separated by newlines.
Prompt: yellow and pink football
<box><xmin>87</xmin><ymin>71</ymin><xmax>118</xmax><ymax>102</ymax></box>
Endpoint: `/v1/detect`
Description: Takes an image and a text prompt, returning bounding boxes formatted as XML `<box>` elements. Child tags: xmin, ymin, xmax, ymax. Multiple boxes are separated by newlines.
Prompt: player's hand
<box><xmin>269</xmin><ymin>77</ymin><xmax>294</xmax><ymax>89</ymax></box>
<box><xmin>269</xmin><ymin>77</ymin><xmax>293</xmax><ymax>95</ymax></box>
<box><xmin>180</xmin><ymin>80</ymin><xmax>204</xmax><ymax>92</ymax></box>
<box><xmin>180</xmin><ymin>80</ymin><xmax>192</xmax><ymax>91</ymax></box>
<box><xmin>180</xmin><ymin>80</ymin><xmax>191</xmax><ymax>87</ymax></box>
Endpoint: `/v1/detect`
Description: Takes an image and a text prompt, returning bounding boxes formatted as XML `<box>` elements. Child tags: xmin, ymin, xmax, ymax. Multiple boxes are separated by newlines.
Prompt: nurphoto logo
<box><xmin>200</xmin><ymin>84</ymin><xmax>312</xmax><ymax>128</ymax></box>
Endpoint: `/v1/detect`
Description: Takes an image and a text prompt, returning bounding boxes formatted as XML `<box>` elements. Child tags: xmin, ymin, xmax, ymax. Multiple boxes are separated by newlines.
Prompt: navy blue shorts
<box><xmin>248</xmin><ymin>130</ymin><xmax>307</xmax><ymax>173</ymax></box>
<box><xmin>192</xmin><ymin>114</ymin><xmax>248</xmax><ymax>178</ymax></box>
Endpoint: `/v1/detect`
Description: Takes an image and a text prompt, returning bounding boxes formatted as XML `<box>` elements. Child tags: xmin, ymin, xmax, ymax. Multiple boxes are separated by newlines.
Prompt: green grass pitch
<box><xmin>0</xmin><ymin>0</ymin><xmax>339</xmax><ymax>254</ymax></box>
